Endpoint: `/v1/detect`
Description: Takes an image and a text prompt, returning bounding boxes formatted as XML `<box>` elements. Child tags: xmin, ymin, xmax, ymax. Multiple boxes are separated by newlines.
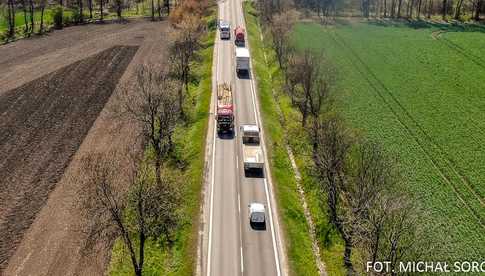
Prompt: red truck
<box><xmin>234</xmin><ymin>26</ymin><xmax>245</xmax><ymax>46</ymax></box>
<box><xmin>216</xmin><ymin>83</ymin><xmax>234</xmax><ymax>133</ymax></box>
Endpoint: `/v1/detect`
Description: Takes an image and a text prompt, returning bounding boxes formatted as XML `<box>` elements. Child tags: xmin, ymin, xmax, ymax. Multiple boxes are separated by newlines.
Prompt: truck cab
<box><xmin>234</xmin><ymin>26</ymin><xmax>245</xmax><ymax>46</ymax></box>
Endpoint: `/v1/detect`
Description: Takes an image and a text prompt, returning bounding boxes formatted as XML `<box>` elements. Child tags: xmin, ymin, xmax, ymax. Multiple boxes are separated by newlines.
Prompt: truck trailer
<box><xmin>235</xmin><ymin>47</ymin><xmax>250</xmax><ymax>75</ymax></box>
<box><xmin>216</xmin><ymin>83</ymin><xmax>234</xmax><ymax>133</ymax></box>
<box><xmin>241</xmin><ymin>124</ymin><xmax>264</xmax><ymax>173</ymax></box>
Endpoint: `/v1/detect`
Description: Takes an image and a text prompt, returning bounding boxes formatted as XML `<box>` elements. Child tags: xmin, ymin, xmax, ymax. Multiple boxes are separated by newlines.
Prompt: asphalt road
<box><xmin>204</xmin><ymin>0</ymin><xmax>286</xmax><ymax>275</ymax></box>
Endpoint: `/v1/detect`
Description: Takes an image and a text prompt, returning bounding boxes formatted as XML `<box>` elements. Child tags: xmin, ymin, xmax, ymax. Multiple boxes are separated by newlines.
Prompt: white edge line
<box><xmin>240</xmin><ymin>246</ymin><xmax>244</xmax><ymax>273</ymax></box>
<box><xmin>206</xmin><ymin>11</ymin><xmax>221</xmax><ymax>276</ymax></box>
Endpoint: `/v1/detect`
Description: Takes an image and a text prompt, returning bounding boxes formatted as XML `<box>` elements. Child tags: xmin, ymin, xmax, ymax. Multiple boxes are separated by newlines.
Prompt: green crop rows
<box><xmin>292</xmin><ymin>21</ymin><xmax>485</xmax><ymax>262</ymax></box>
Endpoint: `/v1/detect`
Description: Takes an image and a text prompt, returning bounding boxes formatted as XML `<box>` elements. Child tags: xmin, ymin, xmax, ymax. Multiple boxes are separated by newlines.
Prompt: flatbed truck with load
<box><xmin>216</xmin><ymin>83</ymin><xmax>234</xmax><ymax>134</ymax></box>
<box><xmin>240</xmin><ymin>124</ymin><xmax>263</xmax><ymax>174</ymax></box>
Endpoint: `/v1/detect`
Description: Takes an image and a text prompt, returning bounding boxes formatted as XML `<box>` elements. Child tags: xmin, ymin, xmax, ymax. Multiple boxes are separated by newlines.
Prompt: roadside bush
<box><xmin>53</xmin><ymin>6</ymin><xmax>64</xmax><ymax>29</ymax></box>
<box><xmin>63</xmin><ymin>12</ymin><xmax>73</xmax><ymax>26</ymax></box>
<box><xmin>72</xmin><ymin>8</ymin><xmax>82</xmax><ymax>24</ymax></box>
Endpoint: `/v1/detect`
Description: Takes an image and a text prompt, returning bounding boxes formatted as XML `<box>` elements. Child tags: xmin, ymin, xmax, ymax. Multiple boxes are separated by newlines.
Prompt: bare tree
<box><xmin>286</xmin><ymin>50</ymin><xmax>334</xmax><ymax>126</ymax></box>
<box><xmin>169</xmin><ymin>15</ymin><xmax>203</xmax><ymax>118</ymax></box>
<box><xmin>312</xmin><ymin>115</ymin><xmax>354</xmax><ymax>271</ymax></box>
<box><xmin>80</xmin><ymin>150</ymin><xmax>180</xmax><ymax>276</ymax></box>
<box><xmin>117</xmin><ymin>64</ymin><xmax>180</xmax><ymax>185</ymax></box>
<box><xmin>270</xmin><ymin>9</ymin><xmax>299</xmax><ymax>71</ymax></box>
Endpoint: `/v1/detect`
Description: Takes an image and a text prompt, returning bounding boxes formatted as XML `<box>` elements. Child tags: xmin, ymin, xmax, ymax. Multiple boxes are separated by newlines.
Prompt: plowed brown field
<box><xmin>0</xmin><ymin>19</ymin><xmax>170</xmax><ymax>276</ymax></box>
<box><xmin>0</xmin><ymin>45</ymin><xmax>138</xmax><ymax>270</ymax></box>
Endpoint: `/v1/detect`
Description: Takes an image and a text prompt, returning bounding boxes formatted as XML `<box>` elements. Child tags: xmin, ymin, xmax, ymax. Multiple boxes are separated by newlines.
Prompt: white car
<box><xmin>248</xmin><ymin>203</ymin><xmax>266</xmax><ymax>228</ymax></box>
<box><xmin>219</xmin><ymin>21</ymin><xmax>231</xmax><ymax>40</ymax></box>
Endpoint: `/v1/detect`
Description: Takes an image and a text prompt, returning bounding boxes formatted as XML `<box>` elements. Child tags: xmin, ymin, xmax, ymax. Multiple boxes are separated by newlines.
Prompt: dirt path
<box><xmin>0</xmin><ymin>20</ymin><xmax>170</xmax><ymax>276</ymax></box>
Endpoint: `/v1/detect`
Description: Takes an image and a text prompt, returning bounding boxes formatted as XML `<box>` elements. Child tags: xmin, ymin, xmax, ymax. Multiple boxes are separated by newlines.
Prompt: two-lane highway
<box><xmin>203</xmin><ymin>0</ymin><xmax>287</xmax><ymax>275</ymax></box>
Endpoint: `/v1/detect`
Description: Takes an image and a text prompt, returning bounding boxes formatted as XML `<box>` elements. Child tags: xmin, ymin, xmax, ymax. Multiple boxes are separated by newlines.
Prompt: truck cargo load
<box><xmin>235</xmin><ymin>47</ymin><xmax>250</xmax><ymax>75</ymax></box>
<box><xmin>216</xmin><ymin>83</ymin><xmax>234</xmax><ymax>133</ymax></box>
<box><xmin>241</xmin><ymin>124</ymin><xmax>264</xmax><ymax>173</ymax></box>
<box><xmin>234</xmin><ymin>26</ymin><xmax>245</xmax><ymax>46</ymax></box>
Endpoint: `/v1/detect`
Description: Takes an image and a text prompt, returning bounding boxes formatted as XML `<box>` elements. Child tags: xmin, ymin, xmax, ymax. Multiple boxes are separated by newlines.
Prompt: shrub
<box><xmin>52</xmin><ymin>6</ymin><xmax>64</xmax><ymax>29</ymax></box>
<box><xmin>72</xmin><ymin>8</ymin><xmax>82</xmax><ymax>24</ymax></box>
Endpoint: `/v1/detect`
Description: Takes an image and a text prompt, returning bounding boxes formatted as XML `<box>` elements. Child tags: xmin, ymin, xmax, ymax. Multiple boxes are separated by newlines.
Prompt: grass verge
<box><xmin>243</xmin><ymin>2</ymin><xmax>343</xmax><ymax>275</ymax></box>
<box><xmin>108</xmin><ymin>8</ymin><xmax>216</xmax><ymax>276</ymax></box>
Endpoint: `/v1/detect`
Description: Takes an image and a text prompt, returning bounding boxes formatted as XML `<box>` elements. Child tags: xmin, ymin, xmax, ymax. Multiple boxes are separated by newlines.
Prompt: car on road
<box><xmin>248</xmin><ymin>202</ymin><xmax>266</xmax><ymax>229</ymax></box>
<box><xmin>219</xmin><ymin>21</ymin><xmax>231</xmax><ymax>40</ymax></box>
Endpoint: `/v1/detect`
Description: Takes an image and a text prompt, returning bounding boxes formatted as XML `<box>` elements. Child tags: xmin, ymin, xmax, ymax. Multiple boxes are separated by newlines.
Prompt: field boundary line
<box><xmin>329</xmin><ymin>32</ymin><xmax>485</xmax><ymax>228</ymax></box>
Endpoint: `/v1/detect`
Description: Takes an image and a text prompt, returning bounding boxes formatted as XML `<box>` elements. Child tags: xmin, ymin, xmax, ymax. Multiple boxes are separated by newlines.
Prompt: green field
<box><xmin>292</xmin><ymin>21</ymin><xmax>485</xmax><ymax>262</ymax></box>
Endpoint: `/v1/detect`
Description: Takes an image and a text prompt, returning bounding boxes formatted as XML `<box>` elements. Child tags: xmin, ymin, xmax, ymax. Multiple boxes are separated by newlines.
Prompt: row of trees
<box><xmin>265</xmin><ymin>6</ymin><xmax>428</xmax><ymax>275</ymax></box>
<box><xmin>262</xmin><ymin>0</ymin><xmax>483</xmax><ymax>21</ymax></box>
<box><xmin>1</xmin><ymin>0</ymin><xmax>172</xmax><ymax>40</ymax></box>
<box><xmin>79</xmin><ymin>2</ymin><xmax>210</xmax><ymax>275</ymax></box>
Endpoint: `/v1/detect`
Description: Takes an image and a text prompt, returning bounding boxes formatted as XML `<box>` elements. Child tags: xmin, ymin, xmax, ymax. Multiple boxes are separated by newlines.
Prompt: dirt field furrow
<box><xmin>0</xmin><ymin>45</ymin><xmax>138</xmax><ymax>271</ymax></box>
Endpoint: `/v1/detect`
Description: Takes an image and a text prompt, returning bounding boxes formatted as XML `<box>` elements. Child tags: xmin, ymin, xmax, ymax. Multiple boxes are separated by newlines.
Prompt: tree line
<box><xmin>261</xmin><ymin>5</ymin><xmax>431</xmax><ymax>275</ymax></box>
<box><xmin>262</xmin><ymin>0</ymin><xmax>483</xmax><ymax>22</ymax></box>
<box><xmin>78</xmin><ymin>1</ymin><xmax>211</xmax><ymax>275</ymax></box>
<box><xmin>1</xmin><ymin>0</ymin><xmax>174</xmax><ymax>40</ymax></box>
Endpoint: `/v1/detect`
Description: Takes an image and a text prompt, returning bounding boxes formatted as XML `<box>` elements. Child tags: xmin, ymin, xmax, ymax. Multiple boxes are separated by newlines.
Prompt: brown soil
<box><xmin>0</xmin><ymin>45</ymin><xmax>138</xmax><ymax>271</ymax></box>
<box><xmin>0</xmin><ymin>19</ymin><xmax>171</xmax><ymax>276</ymax></box>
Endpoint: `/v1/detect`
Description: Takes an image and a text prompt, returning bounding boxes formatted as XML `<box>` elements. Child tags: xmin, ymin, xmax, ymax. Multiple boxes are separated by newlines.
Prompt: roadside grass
<box><xmin>244</xmin><ymin>2</ymin><xmax>343</xmax><ymax>275</ymax></box>
<box><xmin>108</xmin><ymin>8</ymin><xmax>216</xmax><ymax>276</ymax></box>
<box><xmin>292</xmin><ymin>21</ymin><xmax>485</xmax><ymax>262</ymax></box>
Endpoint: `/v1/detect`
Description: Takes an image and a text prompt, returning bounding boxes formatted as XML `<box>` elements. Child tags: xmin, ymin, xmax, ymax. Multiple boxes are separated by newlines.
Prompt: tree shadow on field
<box><xmin>366</xmin><ymin>18</ymin><xmax>485</xmax><ymax>34</ymax></box>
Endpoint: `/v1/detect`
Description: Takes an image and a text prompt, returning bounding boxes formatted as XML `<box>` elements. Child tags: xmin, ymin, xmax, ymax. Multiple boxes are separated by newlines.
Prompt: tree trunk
<box><xmin>427</xmin><ymin>0</ymin><xmax>432</xmax><ymax>17</ymax></box>
<box><xmin>417</xmin><ymin>0</ymin><xmax>423</xmax><ymax>17</ymax></box>
<box><xmin>397</xmin><ymin>0</ymin><xmax>403</xmax><ymax>17</ymax></box>
<box><xmin>151</xmin><ymin>0</ymin><xmax>155</xmax><ymax>20</ymax></box>
<box><xmin>7</xmin><ymin>0</ymin><xmax>15</xmax><ymax>38</ymax></box>
<box><xmin>157</xmin><ymin>0</ymin><xmax>161</xmax><ymax>18</ymax></box>
<box><xmin>88</xmin><ymin>0</ymin><xmax>93</xmax><ymax>19</ymax></box>
<box><xmin>39</xmin><ymin>5</ymin><xmax>45</xmax><ymax>33</ymax></box>
<box><xmin>22</xmin><ymin>1</ymin><xmax>29</xmax><ymax>34</ymax></box>
<box><xmin>79</xmin><ymin>0</ymin><xmax>84</xmax><ymax>23</ymax></box>
<box><xmin>116</xmin><ymin>2</ymin><xmax>122</xmax><ymax>18</ymax></box>
<box><xmin>100</xmin><ymin>0</ymin><xmax>104</xmax><ymax>21</ymax></box>
<box><xmin>442</xmin><ymin>0</ymin><xmax>447</xmax><ymax>19</ymax></box>
<box><xmin>475</xmin><ymin>0</ymin><xmax>482</xmax><ymax>20</ymax></box>
<box><xmin>343</xmin><ymin>235</ymin><xmax>354</xmax><ymax>275</ymax></box>
<box><xmin>165</xmin><ymin>0</ymin><xmax>170</xmax><ymax>15</ymax></box>
<box><xmin>29</xmin><ymin>0</ymin><xmax>34</xmax><ymax>32</ymax></box>
<box><xmin>454</xmin><ymin>0</ymin><xmax>463</xmax><ymax>19</ymax></box>
<box><xmin>391</xmin><ymin>0</ymin><xmax>396</xmax><ymax>16</ymax></box>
